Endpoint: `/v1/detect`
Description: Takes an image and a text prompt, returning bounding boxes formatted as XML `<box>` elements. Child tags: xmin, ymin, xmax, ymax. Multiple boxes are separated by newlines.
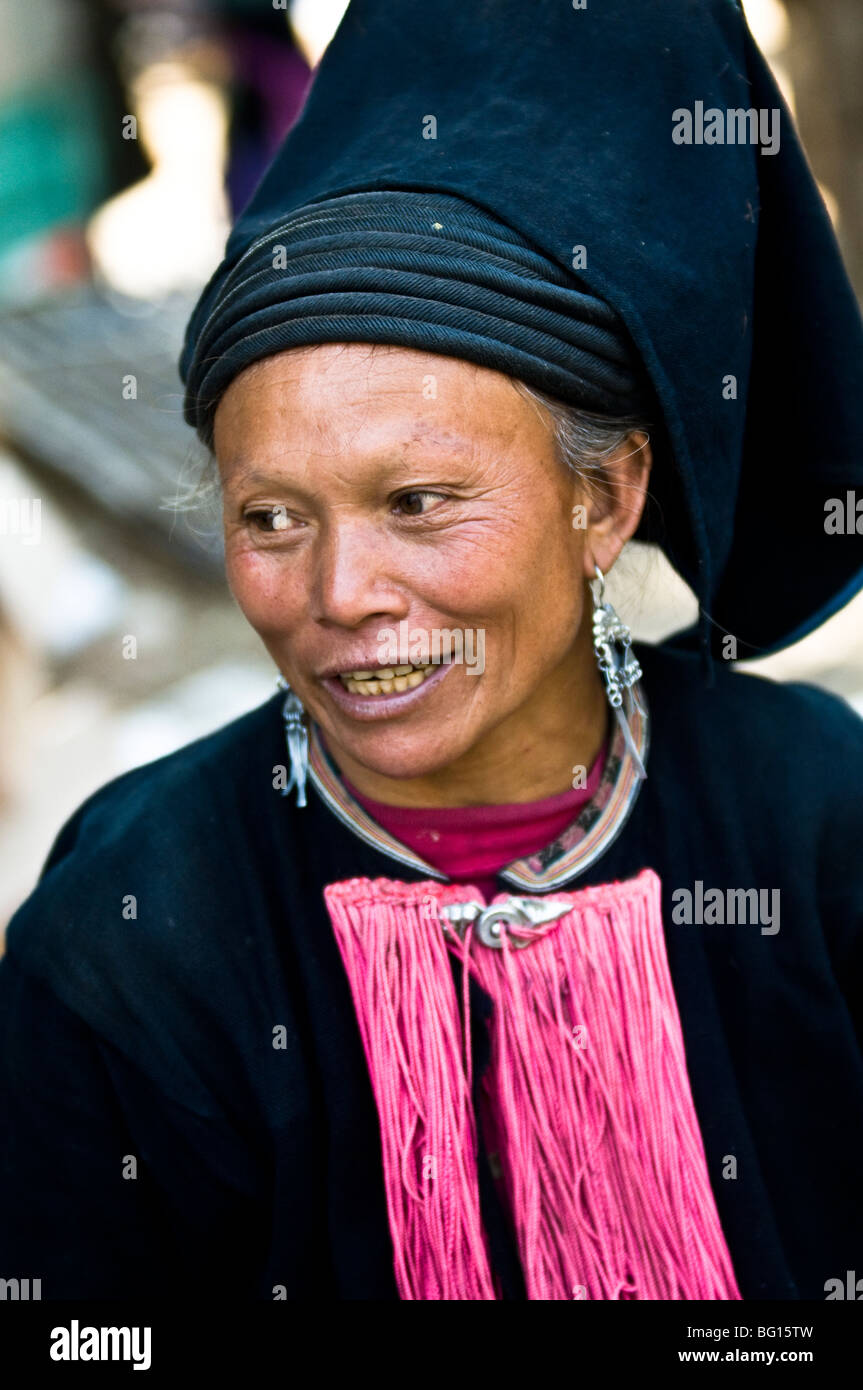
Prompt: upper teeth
<box><xmin>339</xmin><ymin>662</ymin><xmax>433</xmax><ymax>695</ymax></box>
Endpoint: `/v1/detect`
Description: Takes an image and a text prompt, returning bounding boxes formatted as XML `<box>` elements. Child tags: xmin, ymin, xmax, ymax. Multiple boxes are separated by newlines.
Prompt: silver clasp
<box><xmin>439</xmin><ymin>896</ymin><xmax>570</xmax><ymax>950</ymax></box>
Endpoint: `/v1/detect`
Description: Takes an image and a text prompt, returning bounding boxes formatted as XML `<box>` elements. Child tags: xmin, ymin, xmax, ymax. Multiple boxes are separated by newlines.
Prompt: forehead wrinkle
<box><xmin>216</xmin><ymin>353</ymin><xmax>533</xmax><ymax>481</ymax></box>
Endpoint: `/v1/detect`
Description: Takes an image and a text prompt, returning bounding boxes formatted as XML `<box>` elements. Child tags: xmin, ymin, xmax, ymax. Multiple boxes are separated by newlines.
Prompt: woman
<box><xmin>1</xmin><ymin>0</ymin><xmax>862</xmax><ymax>1301</ymax></box>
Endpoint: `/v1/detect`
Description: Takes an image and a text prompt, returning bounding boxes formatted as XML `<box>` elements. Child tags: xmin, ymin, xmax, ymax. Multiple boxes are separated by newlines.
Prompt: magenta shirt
<box><xmin>343</xmin><ymin>740</ymin><xmax>607</xmax><ymax>901</ymax></box>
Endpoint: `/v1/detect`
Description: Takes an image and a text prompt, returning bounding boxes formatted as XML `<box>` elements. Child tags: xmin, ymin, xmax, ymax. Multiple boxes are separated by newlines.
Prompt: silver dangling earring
<box><xmin>589</xmin><ymin>564</ymin><xmax>647</xmax><ymax>781</ymax></box>
<box><xmin>276</xmin><ymin>674</ymin><xmax>309</xmax><ymax>808</ymax></box>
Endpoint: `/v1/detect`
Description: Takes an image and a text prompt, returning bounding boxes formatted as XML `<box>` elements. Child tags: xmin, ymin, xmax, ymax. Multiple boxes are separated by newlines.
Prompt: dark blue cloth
<box><xmin>180</xmin><ymin>0</ymin><xmax>863</xmax><ymax>672</ymax></box>
<box><xmin>2</xmin><ymin>642</ymin><xmax>862</xmax><ymax>1299</ymax></box>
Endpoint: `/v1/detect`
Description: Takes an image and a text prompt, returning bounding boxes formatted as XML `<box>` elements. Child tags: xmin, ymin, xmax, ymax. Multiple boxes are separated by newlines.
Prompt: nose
<box><xmin>310</xmin><ymin>517</ymin><xmax>410</xmax><ymax>629</ymax></box>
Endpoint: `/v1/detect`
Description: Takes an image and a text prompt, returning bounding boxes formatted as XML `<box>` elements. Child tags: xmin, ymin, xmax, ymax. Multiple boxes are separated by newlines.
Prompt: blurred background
<box><xmin>0</xmin><ymin>0</ymin><xmax>861</xmax><ymax>932</ymax></box>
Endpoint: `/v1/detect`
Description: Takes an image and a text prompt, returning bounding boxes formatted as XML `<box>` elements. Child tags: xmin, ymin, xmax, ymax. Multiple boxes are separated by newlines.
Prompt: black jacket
<box><xmin>1</xmin><ymin>641</ymin><xmax>862</xmax><ymax>1300</ymax></box>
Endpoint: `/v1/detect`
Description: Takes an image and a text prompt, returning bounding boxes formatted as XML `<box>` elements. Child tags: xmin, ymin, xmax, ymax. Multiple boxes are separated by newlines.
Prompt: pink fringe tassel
<box><xmin>324</xmin><ymin>870</ymin><xmax>741</xmax><ymax>1302</ymax></box>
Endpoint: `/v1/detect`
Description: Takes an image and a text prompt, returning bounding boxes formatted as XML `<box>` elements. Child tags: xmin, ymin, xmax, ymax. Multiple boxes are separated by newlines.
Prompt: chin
<box><xmin>326</xmin><ymin>724</ymin><xmax>475</xmax><ymax>785</ymax></box>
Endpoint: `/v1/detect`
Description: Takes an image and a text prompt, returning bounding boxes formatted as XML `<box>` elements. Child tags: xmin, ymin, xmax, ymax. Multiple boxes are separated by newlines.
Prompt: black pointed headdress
<box><xmin>181</xmin><ymin>0</ymin><xmax>863</xmax><ymax>674</ymax></box>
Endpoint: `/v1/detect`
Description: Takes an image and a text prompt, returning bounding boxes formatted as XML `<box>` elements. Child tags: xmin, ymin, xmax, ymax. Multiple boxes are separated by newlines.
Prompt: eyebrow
<box><xmin>227</xmin><ymin>469</ymin><xmax>292</xmax><ymax>489</ymax></box>
<box><xmin>223</xmin><ymin>440</ymin><xmax>477</xmax><ymax>491</ymax></box>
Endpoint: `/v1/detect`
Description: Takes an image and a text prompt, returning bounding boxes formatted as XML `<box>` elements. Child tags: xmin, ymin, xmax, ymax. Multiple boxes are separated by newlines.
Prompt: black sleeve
<box><xmin>0</xmin><ymin>953</ymin><xmax>196</xmax><ymax>1299</ymax></box>
<box><xmin>808</xmin><ymin>684</ymin><xmax>863</xmax><ymax>1055</ymax></box>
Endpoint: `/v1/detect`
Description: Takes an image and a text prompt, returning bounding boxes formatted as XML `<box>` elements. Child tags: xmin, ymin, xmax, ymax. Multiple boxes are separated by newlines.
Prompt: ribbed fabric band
<box><xmin>323</xmin><ymin>869</ymin><xmax>741</xmax><ymax>1301</ymax></box>
<box><xmin>181</xmin><ymin>189</ymin><xmax>652</xmax><ymax>443</ymax></box>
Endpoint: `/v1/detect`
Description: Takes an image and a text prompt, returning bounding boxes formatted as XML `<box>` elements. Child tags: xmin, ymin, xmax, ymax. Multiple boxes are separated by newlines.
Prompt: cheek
<box><xmin>489</xmin><ymin>522</ymin><xmax>585</xmax><ymax>673</ymax></box>
<box><xmin>225</xmin><ymin>549</ymin><xmax>305</xmax><ymax>637</ymax></box>
<box><xmin>433</xmin><ymin>510</ymin><xmax>581</xmax><ymax>629</ymax></box>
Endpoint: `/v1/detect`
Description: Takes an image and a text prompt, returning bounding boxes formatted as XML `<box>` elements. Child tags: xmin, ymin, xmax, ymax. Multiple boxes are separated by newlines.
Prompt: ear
<box><xmin>582</xmin><ymin>432</ymin><xmax>652</xmax><ymax>579</ymax></box>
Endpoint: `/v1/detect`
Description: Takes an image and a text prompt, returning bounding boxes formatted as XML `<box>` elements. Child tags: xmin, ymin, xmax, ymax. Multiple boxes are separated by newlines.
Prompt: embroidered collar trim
<box><xmin>306</xmin><ymin>682</ymin><xmax>649</xmax><ymax>891</ymax></box>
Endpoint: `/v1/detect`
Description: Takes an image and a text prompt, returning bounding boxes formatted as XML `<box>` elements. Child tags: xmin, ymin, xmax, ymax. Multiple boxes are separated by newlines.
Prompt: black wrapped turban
<box><xmin>182</xmin><ymin>188</ymin><xmax>653</xmax><ymax>445</ymax></box>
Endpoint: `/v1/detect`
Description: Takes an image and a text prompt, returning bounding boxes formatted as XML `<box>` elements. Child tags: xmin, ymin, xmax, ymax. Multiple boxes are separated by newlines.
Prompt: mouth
<box><xmin>318</xmin><ymin>658</ymin><xmax>456</xmax><ymax>720</ymax></box>
<box><xmin>337</xmin><ymin>662</ymin><xmax>434</xmax><ymax>695</ymax></box>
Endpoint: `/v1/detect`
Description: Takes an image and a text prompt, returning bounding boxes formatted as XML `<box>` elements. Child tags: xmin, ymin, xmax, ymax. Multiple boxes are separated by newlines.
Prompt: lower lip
<box><xmin>320</xmin><ymin>662</ymin><xmax>456</xmax><ymax>720</ymax></box>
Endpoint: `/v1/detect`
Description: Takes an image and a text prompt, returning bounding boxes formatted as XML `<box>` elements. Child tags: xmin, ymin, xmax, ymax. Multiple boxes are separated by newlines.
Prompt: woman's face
<box><xmin>214</xmin><ymin>343</ymin><xmax>646</xmax><ymax>791</ymax></box>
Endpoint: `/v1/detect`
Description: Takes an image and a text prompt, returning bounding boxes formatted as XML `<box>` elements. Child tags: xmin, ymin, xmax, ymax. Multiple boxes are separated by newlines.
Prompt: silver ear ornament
<box><xmin>590</xmin><ymin>565</ymin><xmax>647</xmax><ymax>781</ymax></box>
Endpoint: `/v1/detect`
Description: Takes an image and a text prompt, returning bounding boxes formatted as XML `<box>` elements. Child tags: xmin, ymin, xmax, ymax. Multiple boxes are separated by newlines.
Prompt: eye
<box><xmin>393</xmin><ymin>490</ymin><xmax>448</xmax><ymax>517</ymax></box>
<box><xmin>244</xmin><ymin>505</ymin><xmax>298</xmax><ymax>533</ymax></box>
